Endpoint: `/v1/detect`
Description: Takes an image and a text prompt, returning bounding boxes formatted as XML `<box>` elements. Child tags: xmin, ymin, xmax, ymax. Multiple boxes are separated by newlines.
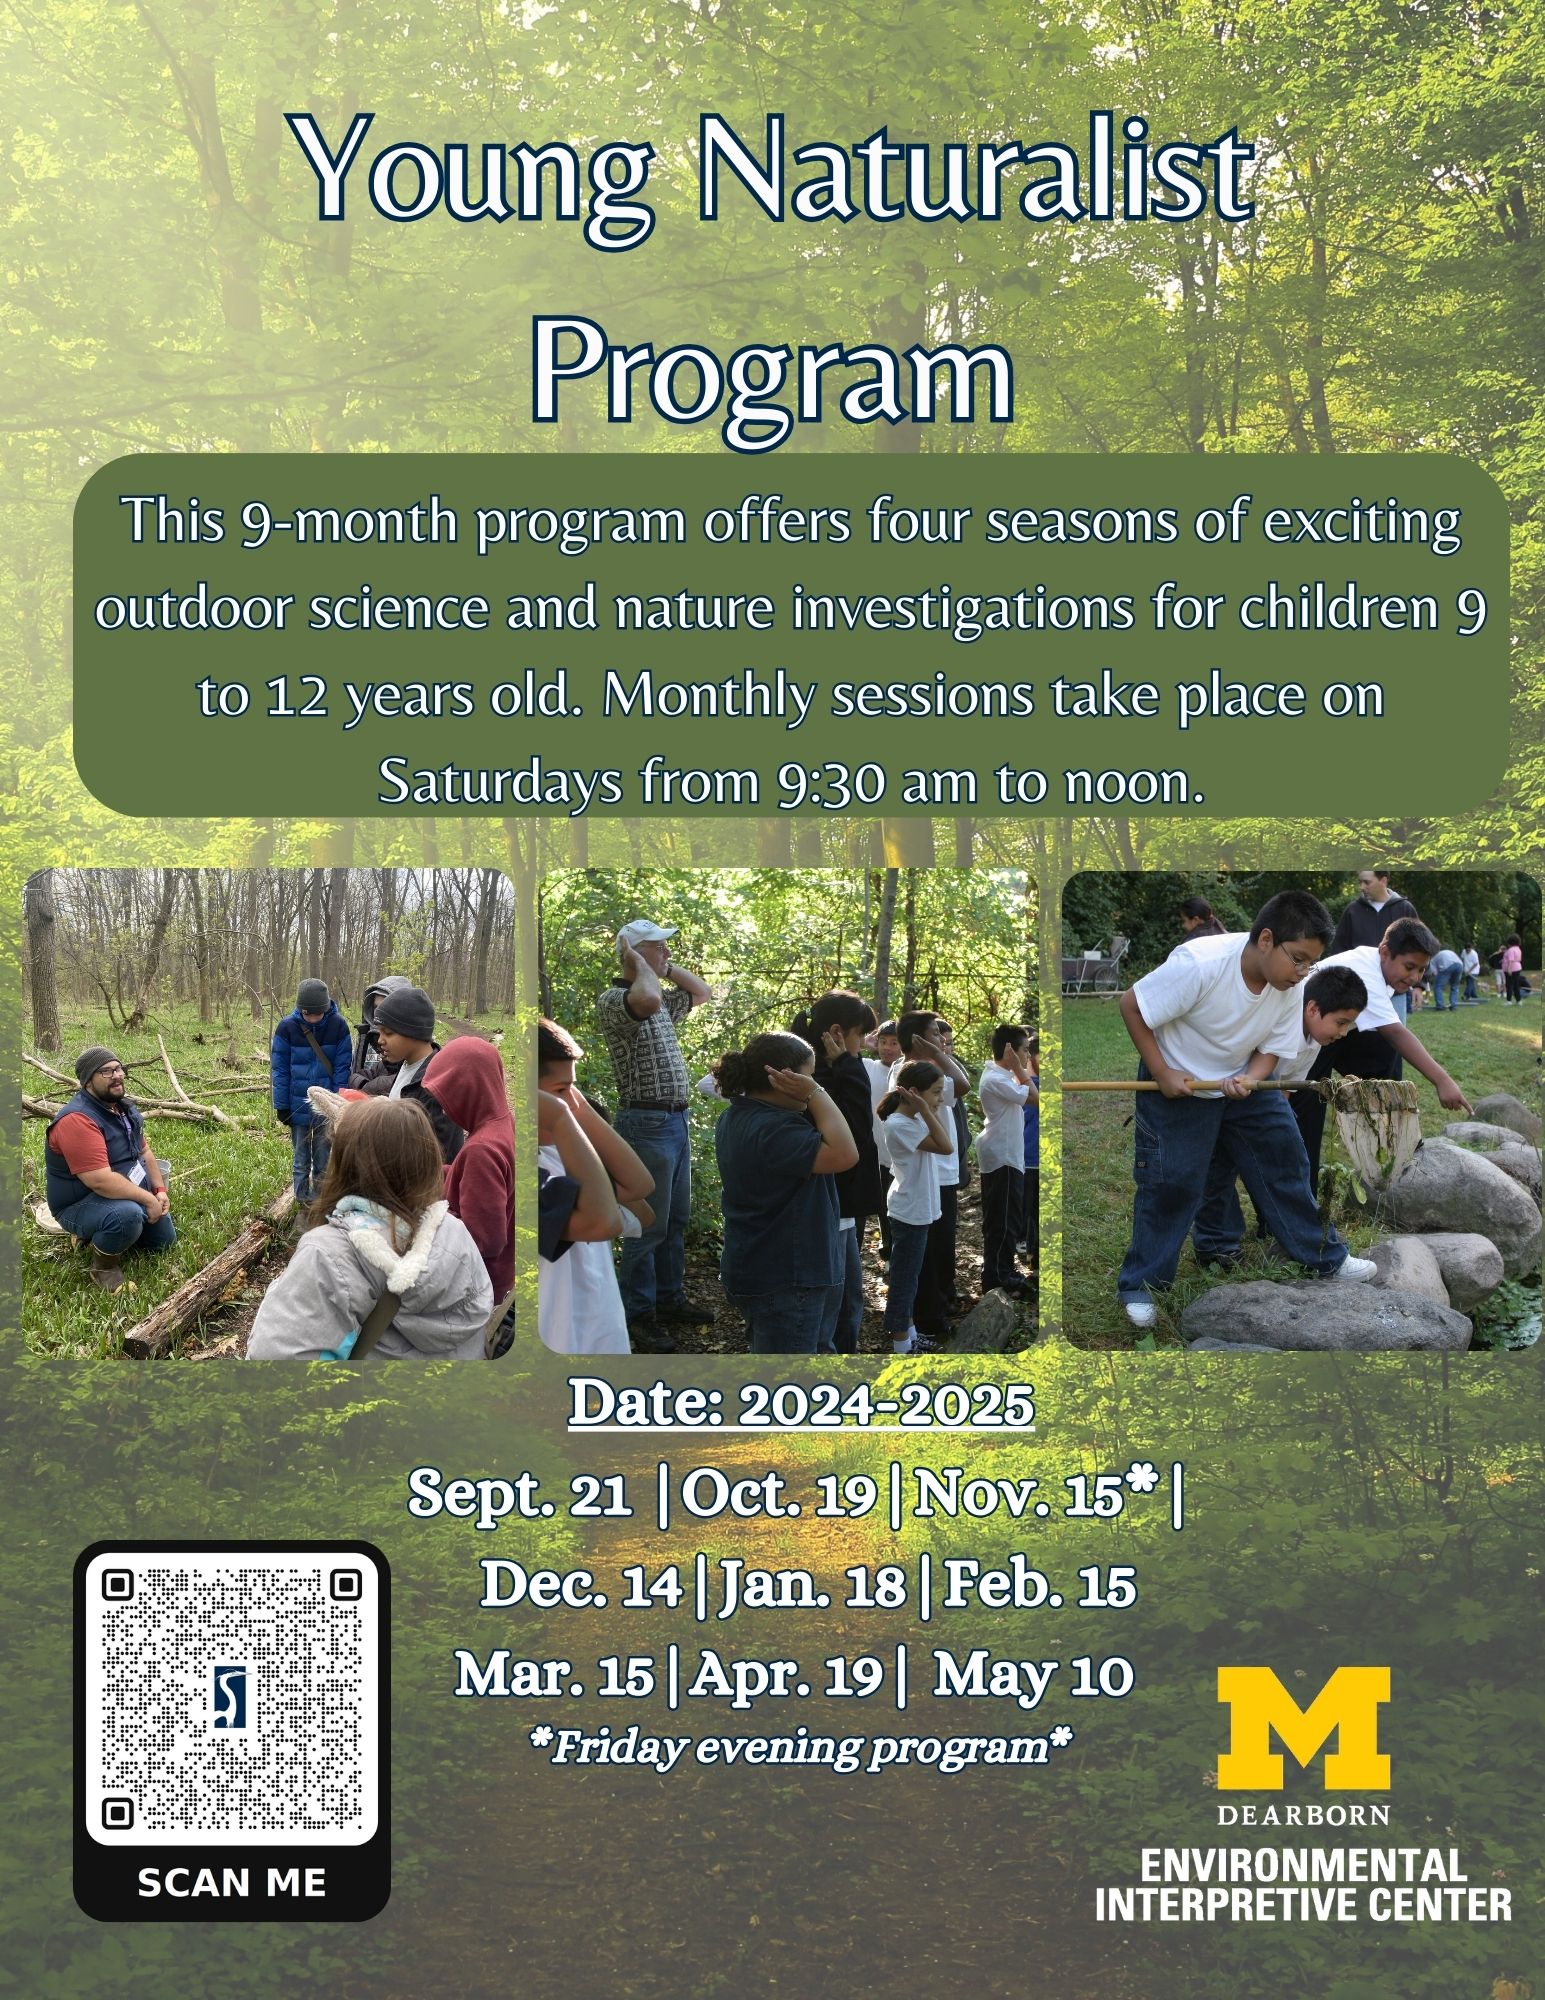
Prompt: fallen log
<box><xmin>23</xmin><ymin>1051</ymin><xmax>75</xmax><ymax>1088</ymax></box>
<box><xmin>122</xmin><ymin>1187</ymin><xmax>297</xmax><ymax>1359</ymax></box>
<box><xmin>159</xmin><ymin>1033</ymin><xmax>239</xmax><ymax>1129</ymax></box>
<box><xmin>24</xmin><ymin>1091</ymin><xmax>227</xmax><ymax>1127</ymax></box>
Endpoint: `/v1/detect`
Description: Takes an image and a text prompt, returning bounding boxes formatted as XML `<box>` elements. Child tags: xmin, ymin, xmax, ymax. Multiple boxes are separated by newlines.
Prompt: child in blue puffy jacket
<box><xmin>272</xmin><ymin>977</ymin><xmax>353</xmax><ymax>1205</ymax></box>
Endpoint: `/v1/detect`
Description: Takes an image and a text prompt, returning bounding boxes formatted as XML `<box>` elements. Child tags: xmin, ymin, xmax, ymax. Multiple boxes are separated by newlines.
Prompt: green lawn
<box><xmin>1060</xmin><ymin>982</ymin><xmax>1542</xmax><ymax>1350</ymax></box>
<box><xmin>23</xmin><ymin>999</ymin><xmax>513</xmax><ymax>1358</ymax></box>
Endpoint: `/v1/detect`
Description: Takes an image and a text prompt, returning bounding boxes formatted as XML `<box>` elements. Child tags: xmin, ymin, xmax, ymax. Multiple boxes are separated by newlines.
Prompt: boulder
<box><xmin>949</xmin><ymin>1289</ymin><xmax>1027</xmax><ymax>1353</ymax></box>
<box><xmin>1366</xmin><ymin>1237</ymin><xmax>1449</xmax><ymax>1306</ymax></box>
<box><xmin>1410</xmin><ymin>1232</ymin><xmax>1507</xmax><ymax>1311</ymax></box>
<box><xmin>1186</xmin><ymin>1337</ymin><xmax>1282</xmax><ymax>1353</ymax></box>
<box><xmin>1471</xmin><ymin>1092</ymin><xmax>1543</xmax><ymax>1146</ymax></box>
<box><xmin>1443</xmin><ymin>1120</ymin><xmax>1531</xmax><ymax>1152</ymax></box>
<box><xmin>1492</xmin><ymin>1143</ymin><xmax>1543</xmax><ymax>1201</ymax></box>
<box><xmin>1374</xmin><ymin>1141</ymin><xmax>1542</xmax><ymax>1278</ymax></box>
<box><xmin>1179</xmin><ymin>1280</ymin><xmax>1472</xmax><ymax>1352</ymax></box>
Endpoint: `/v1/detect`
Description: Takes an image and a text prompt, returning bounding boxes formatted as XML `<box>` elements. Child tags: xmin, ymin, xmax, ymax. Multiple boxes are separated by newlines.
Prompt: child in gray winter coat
<box><xmin>247</xmin><ymin>1093</ymin><xmax>492</xmax><ymax>1360</ymax></box>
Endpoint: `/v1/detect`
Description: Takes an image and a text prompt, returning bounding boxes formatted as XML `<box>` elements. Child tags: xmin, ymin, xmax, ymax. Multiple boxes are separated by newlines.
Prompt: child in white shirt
<box><xmin>877</xmin><ymin>1062</ymin><xmax>953</xmax><ymax>1354</ymax></box>
<box><xmin>1113</xmin><ymin>891</ymin><xmax>1375</xmax><ymax>1330</ymax></box>
<box><xmin>977</xmin><ymin>1024</ymin><xmax>1034</xmax><ymax>1294</ymax></box>
<box><xmin>1292</xmin><ymin>919</ymin><xmax>1471</xmax><ymax>1186</ymax></box>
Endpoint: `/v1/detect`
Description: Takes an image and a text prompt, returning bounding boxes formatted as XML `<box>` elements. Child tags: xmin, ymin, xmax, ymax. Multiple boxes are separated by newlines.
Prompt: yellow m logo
<box><xmin>1216</xmin><ymin>1667</ymin><xmax>1390</xmax><ymax>1790</ymax></box>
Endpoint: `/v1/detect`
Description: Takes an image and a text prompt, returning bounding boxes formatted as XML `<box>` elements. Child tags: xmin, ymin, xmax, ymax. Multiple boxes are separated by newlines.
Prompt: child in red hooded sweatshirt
<box><xmin>422</xmin><ymin>1037</ymin><xmax>514</xmax><ymax>1304</ymax></box>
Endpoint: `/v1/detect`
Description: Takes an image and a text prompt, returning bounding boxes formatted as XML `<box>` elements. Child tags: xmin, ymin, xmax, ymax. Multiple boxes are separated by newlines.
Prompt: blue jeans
<box><xmin>731</xmin><ymin>1285</ymin><xmax>841</xmax><ymax>1355</ymax></box>
<box><xmin>1462</xmin><ymin>973</ymin><xmax>1478</xmax><ymax>1002</ymax></box>
<box><xmin>980</xmin><ymin>1165</ymin><xmax>1026</xmax><ymax>1291</ymax></box>
<box><xmin>1432</xmin><ymin>965</ymin><xmax>1461</xmax><ymax>1009</ymax></box>
<box><xmin>1117</xmin><ymin>1071</ymin><xmax>1346</xmax><ymax>1304</ymax></box>
<box><xmin>1192</xmin><ymin>1147</ymin><xmax>1249</xmax><ymax>1263</ymax></box>
<box><xmin>52</xmin><ymin>1192</ymin><xmax>177</xmax><ymax>1257</ymax></box>
<box><xmin>884</xmin><ymin>1218</ymin><xmax>932</xmax><ymax>1334</ymax></box>
<box><xmin>613</xmin><ymin>1109</ymin><xmax>690</xmax><ymax>1320</ymax></box>
<box><xmin>291</xmin><ymin>1122</ymin><xmax>331</xmax><ymax>1203</ymax></box>
<box><xmin>819</xmin><ymin>1225</ymin><xmax>865</xmax><ymax>1354</ymax></box>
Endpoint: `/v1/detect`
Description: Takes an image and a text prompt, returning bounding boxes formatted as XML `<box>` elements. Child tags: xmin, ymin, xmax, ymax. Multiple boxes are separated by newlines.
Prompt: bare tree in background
<box><xmin>25</xmin><ymin>870</ymin><xmax>61</xmax><ymax>1052</ymax></box>
<box><xmin>123</xmin><ymin>870</ymin><xmax>179</xmax><ymax>1031</ymax></box>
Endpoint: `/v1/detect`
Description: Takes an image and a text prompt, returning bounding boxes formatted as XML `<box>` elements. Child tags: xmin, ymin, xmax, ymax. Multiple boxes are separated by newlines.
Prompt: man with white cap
<box><xmin>596</xmin><ymin>920</ymin><xmax>714</xmax><ymax>1351</ymax></box>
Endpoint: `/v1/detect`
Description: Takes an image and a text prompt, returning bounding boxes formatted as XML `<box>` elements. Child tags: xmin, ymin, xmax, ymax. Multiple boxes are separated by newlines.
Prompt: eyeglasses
<box><xmin>95</xmin><ymin>1066</ymin><xmax>127</xmax><ymax>1078</ymax></box>
<box><xmin>1273</xmin><ymin>944</ymin><xmax>1320</xmax><ymax>972</ymax></box>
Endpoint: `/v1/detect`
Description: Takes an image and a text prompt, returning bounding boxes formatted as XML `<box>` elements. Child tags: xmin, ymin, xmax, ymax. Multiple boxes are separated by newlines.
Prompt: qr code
<box><xmin>81</xmin><ymin>1547</ymin><xmax>382</xmax><ymax>1847</ymax></box>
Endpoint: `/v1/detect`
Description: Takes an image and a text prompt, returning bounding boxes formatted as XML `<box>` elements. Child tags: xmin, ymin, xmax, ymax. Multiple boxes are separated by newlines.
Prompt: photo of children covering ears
<box><xmin>1062</xmin><ymin>872</ymin><xmax>1541</xmax><ymax>1353</ymax></box>
<box><xmin>536</xmin><ymin>866</ymin><xmax>1039</xmax><ymax>1358</ymax></box>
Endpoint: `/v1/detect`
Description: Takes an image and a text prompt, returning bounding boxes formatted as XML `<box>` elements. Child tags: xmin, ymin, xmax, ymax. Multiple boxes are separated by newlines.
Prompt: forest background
<box><xmin>2</xmin><ymin>1</ymin><xmax>1543</xmax><ymax>1996</ymax></box>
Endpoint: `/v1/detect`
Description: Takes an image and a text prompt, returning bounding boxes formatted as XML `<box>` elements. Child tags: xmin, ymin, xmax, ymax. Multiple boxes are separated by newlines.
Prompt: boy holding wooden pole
<box><xmin>1114</xmin><ymin>891</ymin><xmax>1376</xmax><ymax>1329</ymax></box>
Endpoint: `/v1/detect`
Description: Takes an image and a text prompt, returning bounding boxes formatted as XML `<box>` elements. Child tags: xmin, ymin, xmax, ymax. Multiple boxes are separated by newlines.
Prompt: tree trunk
<box><xmin>901</xmin><ymin>870</ymin><xmax>919</xmax><ymax>1010</ymax></box>
<box><xmin>187</xmin><ymin>870</ymin><xmax>213</xmax><ymax>1022</ymax></box>
<box><xmin>882</xmin><ymin>818</ymin><xmax>935</xmax><ymax>867</ymax></box>
<box><xmin>124</xmin><ymin>870</ymin><xmax>179</xmax><ymax>1031</ymax></box>
<box><xmin>242</xmin><ymin>874</ymin><xmax>264</xmax><ymax>1019</ymax></box>
<box><xmin>756</xmin><ymin>821</ymin><xmax>793</xmax><ymax>865</ymax></box>
<box><xmin>471</xmin><ymin>869</ymin><xmax>500</xmax><ymax>1016</ymax></box>
<box><xmin>322</xmin><ymin>867</ymin><xmax>348</xmax><ymax>987</ymax></box>
<box><xmin>304</xmin><ymin>868</ymin><xmax>322</xmax><ymax>971</ymax></box>
<box><xmin>24</xmin><ymin>870</ymin><xmax>61</xmax><ymax>1052</ymax></box>
<box><xmin>873</xmin><ymin>868</ymin><xmax>900</xmax><ymax>1017</ymax></box>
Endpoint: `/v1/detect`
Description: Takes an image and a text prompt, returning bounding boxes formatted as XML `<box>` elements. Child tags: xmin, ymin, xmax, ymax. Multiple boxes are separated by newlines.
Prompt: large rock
<box><xmin>1374</xmin><ymin>1140</ymin><xmax>1542</xmax><ymax>1278</ymax></box>
<box><xmin>1443</xmin><ymin>1120</ymin><xmax>1531</xmax><ymax>1152</ymax></box>
<box><xmin>949</xmin><ymin>1289</ymin><xmax>1028</xmax><ymax>1353</ymax></box>
<box><xmin>1179</xmin><ymin>1280</ymin><xmax>1472</xmax><ymax>1352</ymax></box>
<box><xmin>1492</xmin><ymin>1144</ymin><xmax>1543</xmax><ymax>1201</ymax></box>
<box><xmin>1186</xmin><ymin>1337</ymin><xmax>1282</xmax><ymax>1353</ymax></box>
<box><xmin>1429</xmin><ymin>1134</ymin><xmax>1541</xmax><ymax>1202</ymax></box>
<box><xmin>1366</xmin><ymin>1237</ymin><xmax>1449</xmax><ymax>1305</ymax></box>
<box><xmin>1411</xmin><ymin>1232</ymin><xmax>1507</xmax><ymax>1311</ymax></box>
<box><xmin>1471</xmin><ymin>1092</ymin><xmax>1543</xmax><ymax>1146</ymax></box>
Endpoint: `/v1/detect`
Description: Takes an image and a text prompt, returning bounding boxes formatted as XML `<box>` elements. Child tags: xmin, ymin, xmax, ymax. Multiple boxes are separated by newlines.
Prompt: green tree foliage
<box><xmin>1064</xmin><ymin>868</ymin><xmax>1541</xmax><ymax>975</ymax></box>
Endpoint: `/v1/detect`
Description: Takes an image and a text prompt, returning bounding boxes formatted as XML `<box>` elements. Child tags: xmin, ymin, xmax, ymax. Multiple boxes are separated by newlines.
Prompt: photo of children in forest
<box><xmin>538</xmin><ymin>866</ymin><xmax>1038</xmax><ymax>1357</ymax></box>
<box><xmin>22</xmin><ymin>867</ymin><xmax>516</xmax><ymax>1360</ymax></box>
<box><xmin>1062</xmin><ymin>870</ymin><xmax>1542</xmax><ymax>1353</ymax></box>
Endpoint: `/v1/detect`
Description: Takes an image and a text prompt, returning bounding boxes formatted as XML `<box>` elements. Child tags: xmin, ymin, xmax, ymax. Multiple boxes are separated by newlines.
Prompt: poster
<box><xmin>3</xmin><ymin>3</ymin><xmax>1541</xmax><ymax>1996</ymax></box>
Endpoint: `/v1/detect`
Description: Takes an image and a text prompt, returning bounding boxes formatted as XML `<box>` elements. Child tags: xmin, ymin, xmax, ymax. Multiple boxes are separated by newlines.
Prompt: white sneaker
<box><xmin>1123</xmin><ymin>1300</ymin><xmax>1158</xmax><ymax>1329</ymax></box>
<box><xmin>1333</xmin><ymin>1255</ymin><xmax>1378</xmax><ymax>1284</ymax></box>
<box><xmin>891</xmin><ymin>1329</ymin><xmax>919</xmax><ymax>1354</ymax></box>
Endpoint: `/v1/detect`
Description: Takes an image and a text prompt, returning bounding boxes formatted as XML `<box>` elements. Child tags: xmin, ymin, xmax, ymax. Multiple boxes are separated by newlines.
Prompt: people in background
<box><xmin>1179</xmin><ymin>896</ymin><xmax>1226</xmax><ymax>939</ymax></box>
<box><xmin>360</xmin><ymin>985</ymin><xmax>464</xmax><ymax>1160</ymax></box>
<box><xmin>1501</xmin><ymin>933</ymin><xmax>1526</xmax><ymax>1004</ymax></box>
<box><xmin>790</xmin><ymin>992</ymin><xmax>883</xmax><ymax>1355</ymax></box>
<box><xmin>272</xmin><ymin>977</ymin><xmax>352</xmax><ymax>1206</ymax></box>
<box><xmin>876</xmin><ymin>1063</ymin><xmax>954</xmax><ymax>1355</ymax></box>
<box><xmin>977</xmin><ymin>1024</ymin><xmax>1035</xmax><ymax>1296</ymax></box>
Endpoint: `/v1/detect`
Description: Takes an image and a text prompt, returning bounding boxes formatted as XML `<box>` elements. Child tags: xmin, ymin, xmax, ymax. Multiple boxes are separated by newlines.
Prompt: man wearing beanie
<box><xmin>45</xmin><ymin>1047</ymin><xmax>176</xmax><ymax>1291</ymax></box>
<box><xmin>271</xmin><ymin>977</ymin><xmax>353</xmax><ymax>1204</ymax></box>
<box><xmin>362</xmin><ymin>985</ymin><xmax>465</xmax><ymax>1163</ymax></box>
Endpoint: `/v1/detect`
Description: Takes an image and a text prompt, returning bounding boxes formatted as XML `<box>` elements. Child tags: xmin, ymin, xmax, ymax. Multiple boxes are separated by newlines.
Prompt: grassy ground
<box><xmin>1061</xmin><ymin>981</ymin><xmax>1542</xmax><ymax>1350</ymax></box>
<box><xmin>23</xmin><ymin>999</ymin><xmax>512</xmax><ymax>1359</ymax></box>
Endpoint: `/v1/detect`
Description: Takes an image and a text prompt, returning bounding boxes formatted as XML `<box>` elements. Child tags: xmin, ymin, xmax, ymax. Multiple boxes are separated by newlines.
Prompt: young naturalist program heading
<box><xmin>283</xmin><ymin>110</ymin><xmax>1256</xmax><ymax>454</ymax></box>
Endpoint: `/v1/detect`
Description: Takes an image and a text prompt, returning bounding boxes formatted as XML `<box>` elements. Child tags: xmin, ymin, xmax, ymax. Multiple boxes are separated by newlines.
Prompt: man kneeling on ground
<box><xmin>45</xmin><ymin>1047</ymin><xmax>175</xmax><ymax>1291</ymax></box>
